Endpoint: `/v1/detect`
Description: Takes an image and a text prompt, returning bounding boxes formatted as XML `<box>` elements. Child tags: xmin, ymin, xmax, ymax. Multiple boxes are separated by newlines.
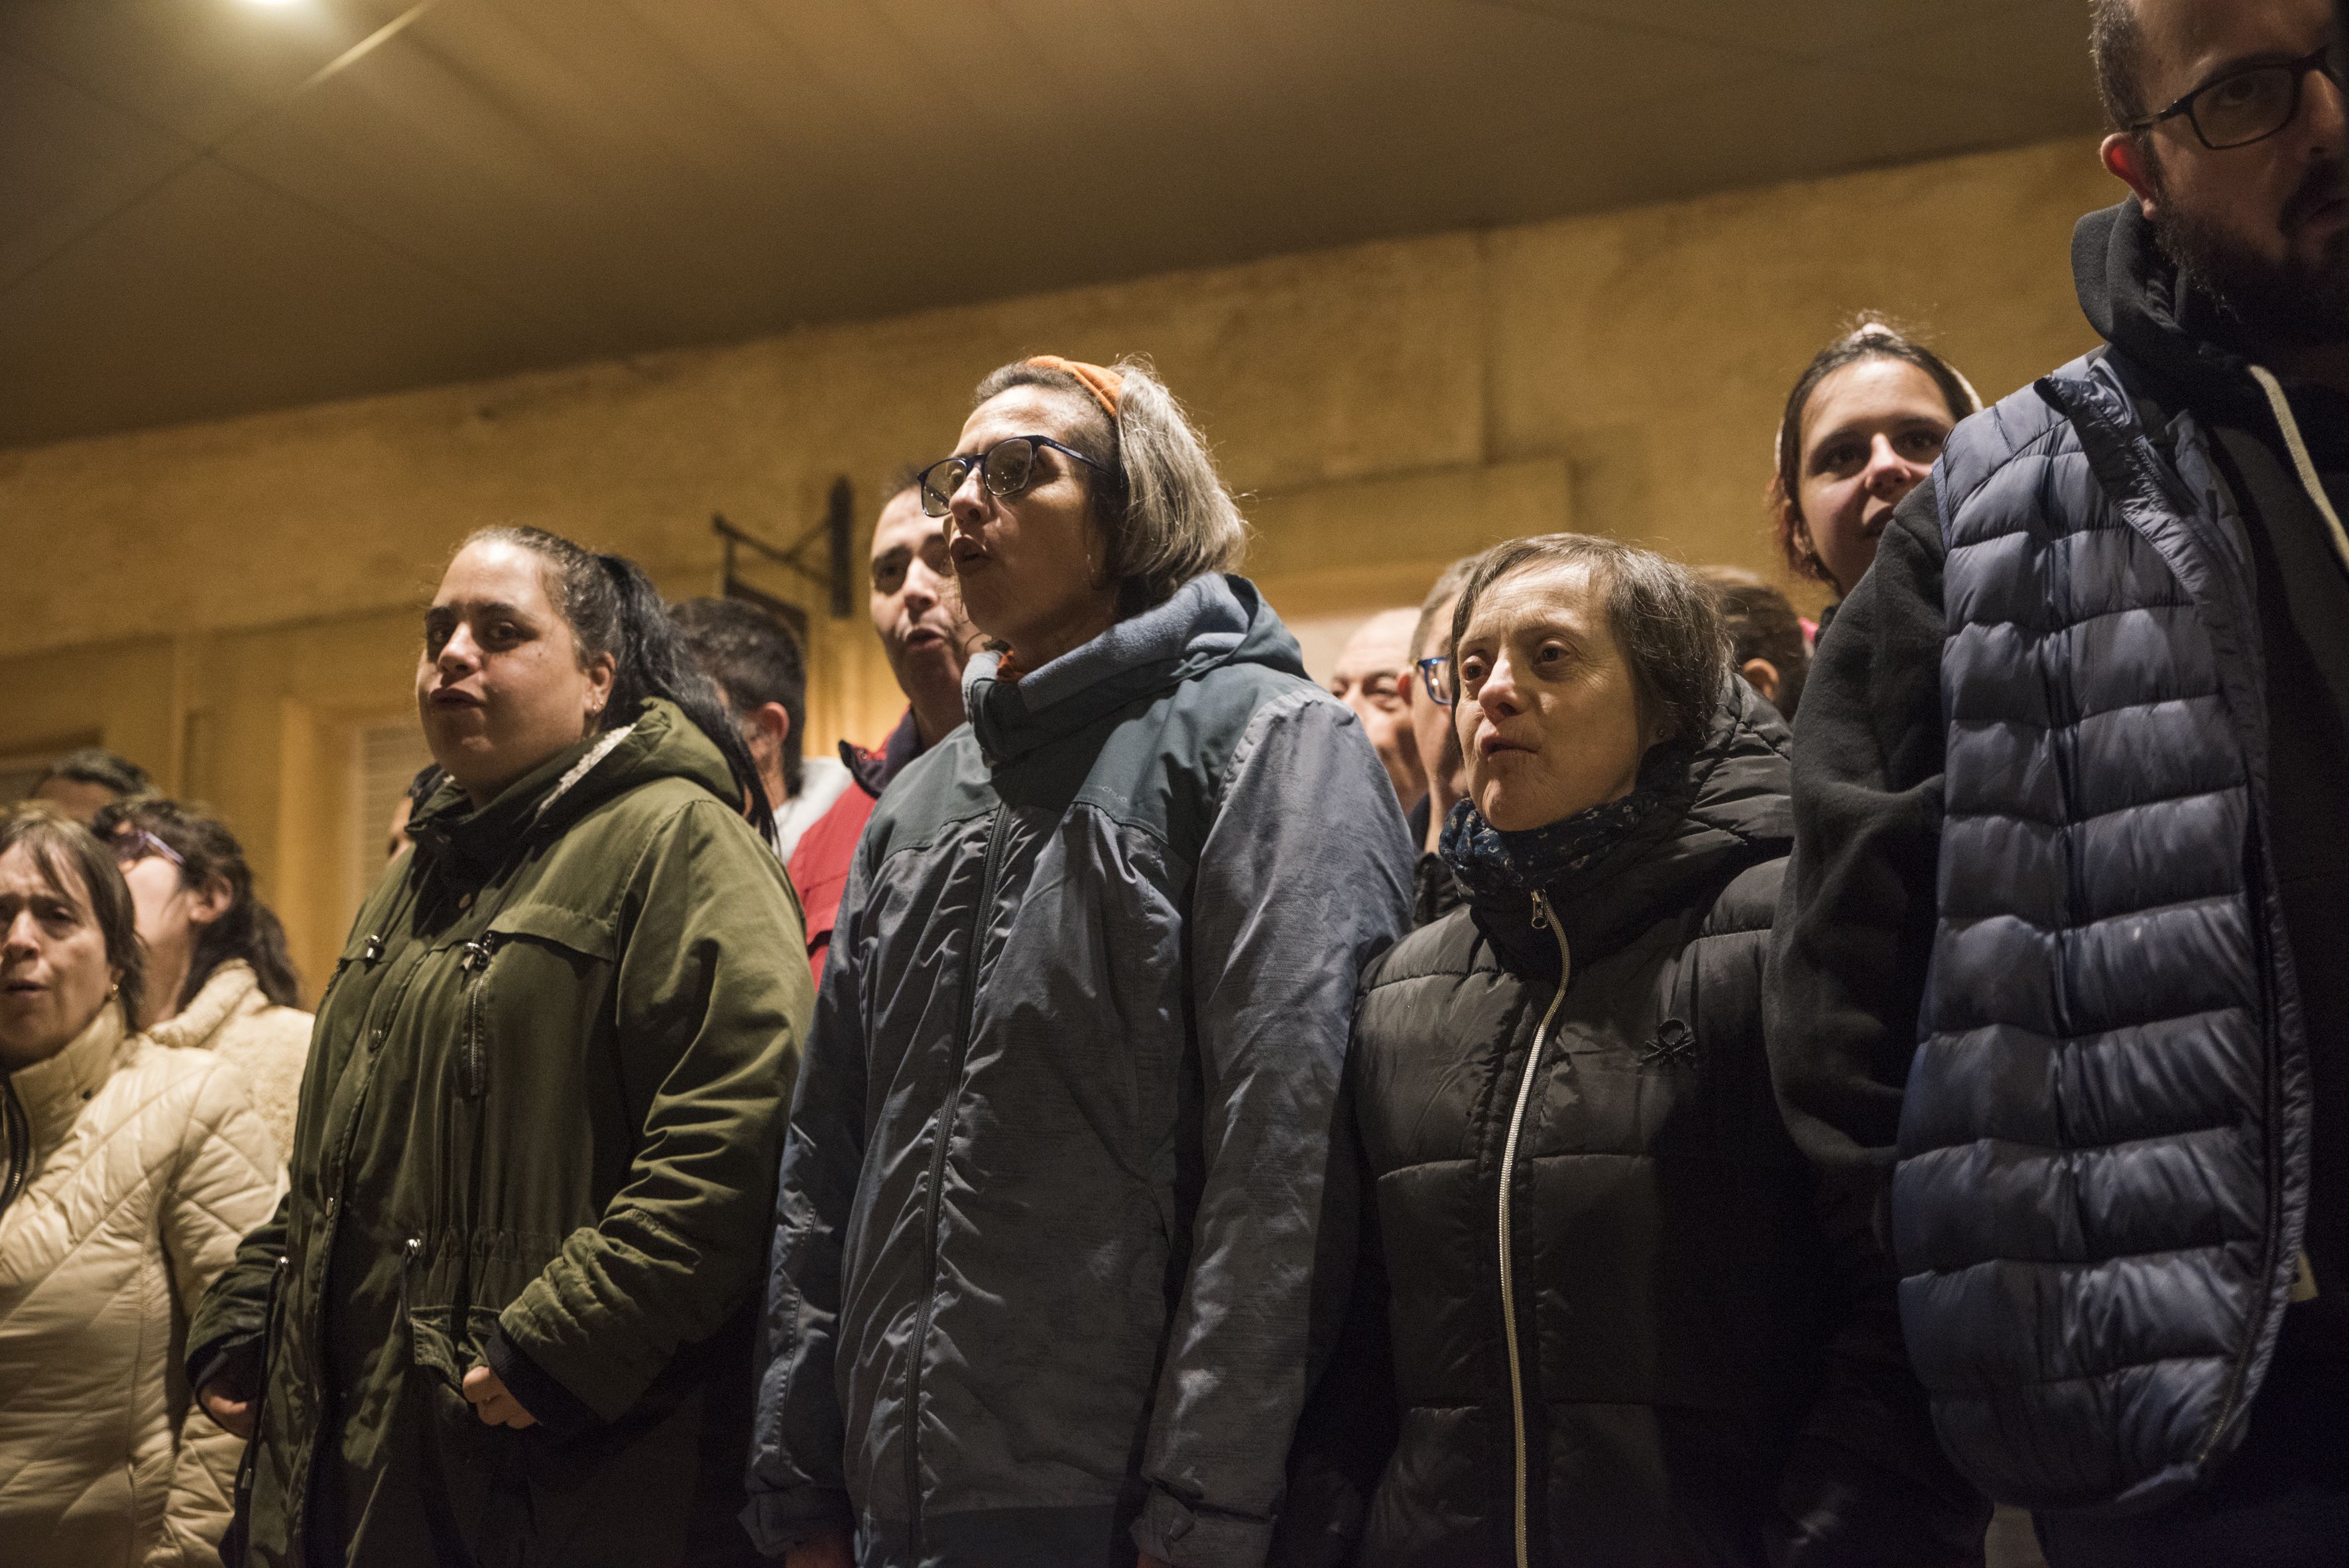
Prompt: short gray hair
<box><xmin>1450</xmin><ymin>534</ymin><xmax>1728</xmax><ymax>753</ymax></box>
<box><xmin>973</xmin><ymin>357</ymin><xmax>1246</xmax><ymax>617</ymax></box>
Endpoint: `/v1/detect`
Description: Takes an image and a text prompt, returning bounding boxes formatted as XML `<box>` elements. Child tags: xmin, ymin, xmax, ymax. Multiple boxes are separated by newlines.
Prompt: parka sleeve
<box><xmin>186</xmin><ymin>1191</ymin><xmax>290</xmax><ymax>1397</ymax></box>
<box><xmin>489</xmin><ymin>799</ymin><xmax>815</xmax><ymax>1424</ymax></box>
<box><xmin>1762</xmin><ymin>483</ymin><xmax>1991</xmax><ymax>1564</ymax></box>
<box><xmin>741</xmin><ymin>835</ymin><xmax>875</xmax><ymax>1554</ymax></box>
<box><xmin>156</xmin><ymin>1059</ymin><xmax>288</xmax><ymax>1568</ymax></box>
<box><xmin>1134</xmin><ymin>690</ymin><xmax>1412</xmax><ymax>1568</ymax></box>
<box><xmin>1266</xmin><ymin>1040</ymin><xmax>1398</xmax><ymax>1568</ymax></box>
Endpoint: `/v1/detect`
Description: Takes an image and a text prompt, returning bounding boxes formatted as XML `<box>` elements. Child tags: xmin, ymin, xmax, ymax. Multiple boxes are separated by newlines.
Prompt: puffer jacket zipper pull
<box><xmin>1496</xmin><ymin>888</ymin><xmax>1573</xmax><ymax>1568</ymax></box>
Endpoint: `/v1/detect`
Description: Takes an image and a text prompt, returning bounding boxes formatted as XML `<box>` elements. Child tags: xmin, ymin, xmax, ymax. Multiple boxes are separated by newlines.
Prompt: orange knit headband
<box><xmin>1024</xmin><ymin>355</ymin><xmax>1123</xmax><ymax>420</ymax></box>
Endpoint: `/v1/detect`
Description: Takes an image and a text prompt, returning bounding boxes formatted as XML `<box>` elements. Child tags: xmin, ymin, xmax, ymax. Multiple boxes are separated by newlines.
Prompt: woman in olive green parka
<box><xmin>188</xmin><ymin>528</ymin><xmax>814</xmax><ymax>1567</ymax></box>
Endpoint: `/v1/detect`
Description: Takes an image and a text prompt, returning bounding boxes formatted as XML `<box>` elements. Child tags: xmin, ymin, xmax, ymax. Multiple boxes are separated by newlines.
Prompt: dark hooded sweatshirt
<box><xmin>1766</xmin><ymin>199</ymin><xmax>2349</xmax><ymax>1513</ymax></box>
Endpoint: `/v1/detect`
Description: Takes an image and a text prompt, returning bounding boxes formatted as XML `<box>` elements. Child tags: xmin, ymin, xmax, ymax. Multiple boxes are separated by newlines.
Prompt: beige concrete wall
<box><xmin>0</xmin><ymin>135</ymin><xmax>2120</xmax><ymax>993</ymax></box>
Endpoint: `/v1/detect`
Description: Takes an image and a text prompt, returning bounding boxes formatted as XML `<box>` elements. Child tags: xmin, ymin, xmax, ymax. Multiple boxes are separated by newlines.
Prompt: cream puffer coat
<box><xmin>0</xmin><ymin>1000</ymin><xmax>284</xmax><ymax>1567</ymax></box>
<box><xmin>145</xmin><ymin>959</ymin><xmax>312</xmax><ymax>1162</ymax></box>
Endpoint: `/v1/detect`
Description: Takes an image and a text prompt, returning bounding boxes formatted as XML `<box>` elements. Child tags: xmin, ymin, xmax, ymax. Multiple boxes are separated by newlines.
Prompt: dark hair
<box><xmin>0</xmin><ymin>804</ymin><xmax>144</xmax><ymax>1028</ymax></box>
<box><xmin>91</xmin><ymin>797</ymin><xmax>302</xmax><ymax>1012</ymax></box>
<box><xmin>669</xmin><ymin>597</ymin><xmax>808</xmax><ymax>797</ymax></box>
<box><xmin>883</xmin><ymin>462</ymin><xmax>927</xmax><ymax>503</ymax></box>
<box><xmin>1769</xmin><ymin>314</ymin><xmax>1980</xmax><ymax>589</ymax></box>
<box><xmin>1697</xmin><ymin>566</ymin><xmax>1811</xmax><ymax>721</ymax></box>
<box><xmin>969</xmin><ymin>357</ymin><xmax>1246</xmax><ymax>619</ymax></box>
<box><xmin>1410</xmin><ymin>556</ymin><xmax>1480</xmax><ymax>664</ymax></box>
<box><xmin>39</xmin><ymin>747</ymin><xmax>151</xmax><ymax>800</ymax></box>
<box><xmin>1449</xmin><ymin>534</ymin><xmax>1728</xmax><ymax>755</ymax></box>
<box><xmin>2090</xmin><ymin>0</ymin><xmax>2151</xmax><ymax>130</ymax></box>
<box><xmin>463</xmin><ymin>527</ymin><xmax>776</xmax><ymax>839</ymax></box>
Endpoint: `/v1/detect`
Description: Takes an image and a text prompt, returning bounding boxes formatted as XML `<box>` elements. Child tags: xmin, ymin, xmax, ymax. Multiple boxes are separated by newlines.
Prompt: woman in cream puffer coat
<box><xmin>97</xmin><ymin>797</ymin><xmax>314</xmax><ymax>1160</ymax></box>
<box><xmin>0</xmin><ymin>807</ymin><xmax>282</xmax><ymax>1567</ymax></box>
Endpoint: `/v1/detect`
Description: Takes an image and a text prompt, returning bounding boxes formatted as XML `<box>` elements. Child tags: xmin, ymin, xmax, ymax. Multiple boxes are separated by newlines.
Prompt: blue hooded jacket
<box><xmin>747</xmin><ymin>573</ymin><xmax>1413</xmax><ymax>1566</ymax></box>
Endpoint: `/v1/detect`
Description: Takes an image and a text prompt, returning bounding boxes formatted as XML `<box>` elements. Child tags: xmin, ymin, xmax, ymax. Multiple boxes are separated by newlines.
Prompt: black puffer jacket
<box><xmin>1315</xmin><ymin>682</ymin><xmax>1921</xmax><ymax>1568</ymax></box>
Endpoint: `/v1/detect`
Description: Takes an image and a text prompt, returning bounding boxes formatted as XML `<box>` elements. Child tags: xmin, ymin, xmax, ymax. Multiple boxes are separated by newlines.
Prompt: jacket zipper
<box><xmin>1497</xmin><ymin>890</ymin><xmax>1572</xmax><ymax>1568</ymax></box>
<box><xmin>905</xmin><ymin>806</ymin><xmax>1012</xmax><ymax>1559</ymax></box>
<box><xmin>0</xmin><ymin>1075</ymin><xmax>29</xmax><ymax>1218</ymax></box>
<box><xmin>458</xmin><ymin>935</ymin><xmax>505</xmax><ymax>1099</ymax></box>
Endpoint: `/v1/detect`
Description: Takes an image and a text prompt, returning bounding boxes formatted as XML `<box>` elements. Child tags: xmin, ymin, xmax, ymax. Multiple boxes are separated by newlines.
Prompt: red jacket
<box><xmin>786</xmin><ymin>710</ymin><xmax>930</xmax><ymax>985</ymax></box>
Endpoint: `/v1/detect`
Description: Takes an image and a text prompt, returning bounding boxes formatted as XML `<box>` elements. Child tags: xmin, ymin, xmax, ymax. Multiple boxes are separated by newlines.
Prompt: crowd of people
<box><xmin>0</xmin><ymin>0</ymin><xmax>2343</xmax><ymax>1563</ymax></box>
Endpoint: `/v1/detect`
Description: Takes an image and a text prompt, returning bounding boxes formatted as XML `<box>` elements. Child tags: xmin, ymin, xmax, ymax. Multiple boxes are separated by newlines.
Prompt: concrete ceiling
<box><xmin>0</xmin><ymin>0</ymin><xmax>2102</xmax><ymax>448</ymax></box>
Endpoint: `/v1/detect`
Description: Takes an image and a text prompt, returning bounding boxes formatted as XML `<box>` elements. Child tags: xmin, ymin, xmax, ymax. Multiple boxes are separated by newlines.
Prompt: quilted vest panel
<box><xmin>1894</xmin><ymin>357</ymin><xmax>2304</xmax><ymax>1513</ymax></box>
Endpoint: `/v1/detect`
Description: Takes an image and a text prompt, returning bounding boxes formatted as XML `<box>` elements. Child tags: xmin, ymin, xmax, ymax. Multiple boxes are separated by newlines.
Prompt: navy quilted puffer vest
<box><xmin>1893</xmin><ymin>352</ymin><xmax>2315</xmax><ymax>1514</ymax></box>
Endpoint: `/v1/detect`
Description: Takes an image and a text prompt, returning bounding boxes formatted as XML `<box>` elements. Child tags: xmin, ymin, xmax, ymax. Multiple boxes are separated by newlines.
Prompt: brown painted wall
<box><xmin>0</xmin><ymin>135</ymin><xmax>2119</xmax><ymax>993</ymax></box>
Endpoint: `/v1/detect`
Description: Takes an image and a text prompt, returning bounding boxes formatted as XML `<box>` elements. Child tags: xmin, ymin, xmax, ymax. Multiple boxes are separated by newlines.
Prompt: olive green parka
<box><xmin>187</xmin><ymin>699</ymin><xmax>813</xmax><ymax>1567</ymax></box>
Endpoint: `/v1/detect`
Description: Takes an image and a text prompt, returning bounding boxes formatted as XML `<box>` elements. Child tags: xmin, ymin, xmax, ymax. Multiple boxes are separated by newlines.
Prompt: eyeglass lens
<box><xmin>113</xmin><ymin>829</ymin><xmax>181</xmax><ymax>867</ymax></box>
<box><xmin>981</xmin><ymin>439</ymin><xmax>1038</xmax><ymax>498</ymax></box>
<box><xmin>2193</xmin><ymin>65</ymin><xmax>2303</xmax><ymax>148</ymax></box>
<box><xmin>920</xmin><ymin>438</ymin><xmax>1042</xmax><ymax>518</ymax></box>
<box><xmin>1419</xmin><ymin>658</ymin><xmax>1452</xmax><ymax>707</ymax></box>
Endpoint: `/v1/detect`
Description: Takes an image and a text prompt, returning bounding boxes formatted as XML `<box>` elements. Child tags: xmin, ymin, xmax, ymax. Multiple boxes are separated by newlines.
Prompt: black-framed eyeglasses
<box><xmin>2130</xmin><ymin>45</ymin><xmax>2342</xmax><ymax>151</ymax></box>
<box><xmin>111</xmin><ymin>828</ymin><xmax>183</xmax><ymax>869</ymax></box>
<box><xmin>918</xmin><ymin>436</ymin><xmax>1107</xmax><ymax>518</ymax></box>
<box><xmin>1415</xmin><ymin>655</ymin><xmax>1453</xmax><ymax>707</ymax></box>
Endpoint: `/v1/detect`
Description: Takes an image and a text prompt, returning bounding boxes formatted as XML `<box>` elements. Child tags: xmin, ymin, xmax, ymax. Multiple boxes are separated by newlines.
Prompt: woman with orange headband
<box><xmin>747</xmin><ymin>355</ymin><xmax>1414</xmax><ymax>1568</ymax></box>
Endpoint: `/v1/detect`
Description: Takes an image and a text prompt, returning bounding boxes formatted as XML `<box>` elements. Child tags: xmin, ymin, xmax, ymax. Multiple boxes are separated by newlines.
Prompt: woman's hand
<box><xmin>785</xmin><ymin>1528</ymin><xmax>857</xmax><ymax>1568</ymax></box>
<box><xmin>461</xmin><ymin>1364</ymin><xmax>538</xmax><ymax>1428</ymax></box>
<box><xmin>197</xmin><ymin>1376</ymin><xmax>257</xmax><ymax>1441</ymax></box>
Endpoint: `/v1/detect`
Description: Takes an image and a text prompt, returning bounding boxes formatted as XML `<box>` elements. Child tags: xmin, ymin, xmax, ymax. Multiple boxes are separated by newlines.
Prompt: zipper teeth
<box><xmin>1498</xmin><ymin>890</ymin><xmax>1570</xmax><ymax>1568</ymax></box>
<box><xmin>906</xmin><ymin>806</ymin><xmax>1010</xmax><ymax>1558</ymax></box>
<box><xmin>0</xmin><ymin>1079</ymin><xmax>29</xmax><ymax>1217</ymax></box>
<box><xmin>2193</xmin><ymin>812</ymin><xmax>2285</xmax><ymax>1466</ymax></box>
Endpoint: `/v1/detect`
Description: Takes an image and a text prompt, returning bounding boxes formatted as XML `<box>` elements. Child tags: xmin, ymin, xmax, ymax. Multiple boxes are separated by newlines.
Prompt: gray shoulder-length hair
<box><xmin>973</xmin><ymin>356</ymin><xmax>1247</xmax><ymax>617</ymax></box>
<box><xmin>1449</xmin><ymin>533</ymin><xmax>1729</xmax><ymax>753</ymax></box>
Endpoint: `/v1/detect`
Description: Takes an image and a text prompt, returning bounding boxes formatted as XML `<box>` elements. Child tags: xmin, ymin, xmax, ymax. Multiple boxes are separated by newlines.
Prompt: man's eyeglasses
<box><xmin>918</xmin><ymin>436</ymin><xmax>1108</xmax><ymax>519</ymax></box>
<box><xmin>111</xmin><ymin>828</ymin><xmax>183</xmax><ymax>869</ymax></box>
<box><xmin>1416</xmin><ymin>656</ymin><xmax>1453</xmax><ymax>708</ymax></box>
<box><xmin>2130</xmin><ymin>45</ymin><xmax>2342</xmax><ymax>151</ymax></box>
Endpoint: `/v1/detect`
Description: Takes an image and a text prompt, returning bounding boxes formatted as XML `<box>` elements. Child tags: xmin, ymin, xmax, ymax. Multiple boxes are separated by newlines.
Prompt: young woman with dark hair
<box><xmin>188</xmin><ymin>526</ymin><xmax>813</xmax><ymax>1567</ymax></box>
<box><xmin>94</xmin><ymin>796</ymin><xmax>314</xmax><ymax>1159</ymax></box>
<box><xmin>1769</xmin><ymin>316</ymin><xmax>1980</xmax><ymax>607</ymax></box>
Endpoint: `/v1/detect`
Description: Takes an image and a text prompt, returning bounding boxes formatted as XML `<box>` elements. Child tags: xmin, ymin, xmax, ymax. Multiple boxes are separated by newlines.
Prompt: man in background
<box><xmin>787</xmin><ymin>472</ymin><xmax>972</xmax><ymax>983</ymax></box>
<box><xmin>1328</xmin><ymin>609</ymin><xmax>1427</xmax><ymax>819</ymax></box>
<box><xmin>672</xmin><ymin>597</ymin><xmax>853</xmax><ymax>862</ymax></box>
<box><xmin>1402</xmin><ymin>558</ymin><xmax>1475</xmax><ymax>925</ymax></box>
<box><xmin>30</xmin><ymin>747</ymin><xmax>150</xmax><ymax>824</ymax></box>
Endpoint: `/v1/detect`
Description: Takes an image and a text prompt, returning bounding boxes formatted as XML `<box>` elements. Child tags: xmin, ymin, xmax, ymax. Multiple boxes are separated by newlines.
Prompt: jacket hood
<box><xmin>147</xmin><ymin>960</ymin><xmax>267</xmax><ymax>1053</ymax></box>
<box><xmin>409</xmin><ymin>697</ymin><xmax>741</xmax><ymax>881</ymax></box>
<box><xmin>2075</xmin><ymin>198</ymin><xmax>2271</xmax><ymax>414</ymax></box>
<box><xmin>964</xmin><ymin>573</ymin><xmax>1308</xmax><ymax>764</ymax></box>
<box><xmin>1469</xmin><ymin>675</ymin><xmax>1792</xmax><ymax>978</ymax></box>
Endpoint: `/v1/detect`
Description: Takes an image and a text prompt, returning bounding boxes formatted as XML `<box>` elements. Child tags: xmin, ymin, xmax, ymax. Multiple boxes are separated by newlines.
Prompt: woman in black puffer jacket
<box><xmin>1280</xmin><ymin>534</ymin><xmax>1974</xmax><ymax>1568</ymax></box>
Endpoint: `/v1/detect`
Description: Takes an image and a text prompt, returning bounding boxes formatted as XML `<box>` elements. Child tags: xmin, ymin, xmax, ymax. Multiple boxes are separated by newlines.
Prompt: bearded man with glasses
<box><xmin>1766</xmin><ymin>0</ymin><xmax>2349</xmax><ymax>1563</ymax></box>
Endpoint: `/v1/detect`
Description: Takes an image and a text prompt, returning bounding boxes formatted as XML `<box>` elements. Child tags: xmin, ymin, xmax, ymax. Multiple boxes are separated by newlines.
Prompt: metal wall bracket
<box><xmin>714</xmin><ymin>476</ymin><xmax>855</xmax><ymax>638</ymax></box>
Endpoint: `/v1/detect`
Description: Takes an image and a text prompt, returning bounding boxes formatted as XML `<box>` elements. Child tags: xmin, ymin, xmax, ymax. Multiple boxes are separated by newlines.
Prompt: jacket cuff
<box><xmin>483</xmin><ymin>1322</ymin><xmax>603</xmax><ymax>1441</ymax></box>
<box><xmin>186</xmin><ymin>1330</ymin><xmax>262</xmax><ymax>1400</ymax></box>
<box><xmin>1132</xmin><ymin>1486</ymin><xmax>1274</xmax><ymax>1568</ymax></box>
<box><xmin>741</xmin><ymin>1487</ymin><xmax>857</xmax><ymax>1558</ymax></box>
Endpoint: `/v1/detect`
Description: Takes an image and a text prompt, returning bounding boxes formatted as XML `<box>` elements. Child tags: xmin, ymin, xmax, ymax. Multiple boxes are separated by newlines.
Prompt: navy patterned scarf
<box><xmin>1439</xmin><ymin>743</ymin><xmax>1695</xmax><ymax>905</ymax></box>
